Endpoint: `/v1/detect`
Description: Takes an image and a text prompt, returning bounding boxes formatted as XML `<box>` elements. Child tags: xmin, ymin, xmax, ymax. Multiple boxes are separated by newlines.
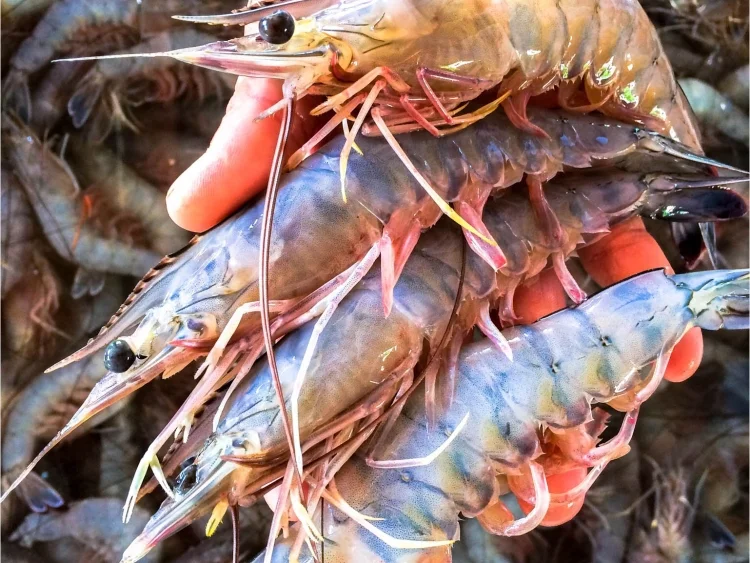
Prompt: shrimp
<box><xmin>68</xmin><ymin>29</ymin><xmax>234</xmax><ymax>141</ymax></box>
<box><xmin>2</xmin><ymin>107</ymin><xmax>744</xmax><ymax>518</ymax></box>
<box><xmin>170</xmin><ymin>0</ymin><xmax>701</xmax><ymax>148</ymax></box>
<box><xmin>67</xmin><ymin>138</ymin><xmax>191</xmax><ymax>255</ymax></box>
<box><xmin>2</xmin><ymin>0</ymin><xmax>242</xmax><ymax>120</ymax></box>
<box><xmin>2</xmin><ymin>114</ymin><xmax>164</xmax><ymax>276</ymax></box>
<box><xmin>118</xmin><ymin>267</ymin><xmax>748</xmax><ymax>562</ymax></box>
<box><xmin>65</xmin><ymin>0</ymin><xmax>715</xmax><ymax>427</ymax></box>
<box><xmin>0</xmin><ymin>353</ymin><xmax>111</xmax><ymax>512</ymax></box>
<box><xmin>1</xmin><ymin>166</ymin><xmax>37</xmax><ymax>299</ymax></box>
<box><xmin>67</xmin><ymin>29</ymin><xmax>236</xmax><ymax>139</ymax></box>
<box><xmin>9</xmin><ymin>498</ymin><xmax>161</xmax><ymax>563</ymax></box>
<box><xmin>2</xmin><ymin>250</ymin><xmax>65</xmax><ymax>361</ymax></box>
<box><xmin>679</xmin><ymin>78</ymin><xmax>749</xmax><ymax>145</ymax></box>
<box><xmin>117</xmin><ymin>129</ymin><xmax>209</xmax><ymax>189</ymax></box>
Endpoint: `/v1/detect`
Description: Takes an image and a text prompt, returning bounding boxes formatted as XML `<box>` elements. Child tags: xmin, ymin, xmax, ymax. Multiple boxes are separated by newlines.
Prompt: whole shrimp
<box><xmin>66</xmin><ymin>28</ymin><xmax>236</xmax><ymax>136</ymax></box>
<box><xmin>10</xmin><ymin>498</ymin><xmax>161</xmax><ymax>563</ymax></box>
<box><xmin>1</xmin><ymin>166</ymin><xmax>37</xmax><ymax>299</ymax></box>
<box><xmin>2</xmin><ymin>0</ymin><xmax>242</xmax><ymax>120</ymax></box>
<box><xmin>2</xmin><ymin>114</ymin><xmax>170</xmax><ymax>276</ymax></box>
<box><xmin>1</xmin><ymin>352</ymin><xmax>111</xmax><ymax>512</ymax></box>
<box><xmin>2</xmin><ymin>108</ymin><xmax>744</xmax><ymax>518</ymax></box>
<box><xmin>119</xmin><ymin>267</ymin><xmax>749</xmax><ymax>562</ymax></box>
<box><xmin>169</xmin><ymin>0</ymin><xmax>702</xmax><ymax>149</ymax></box>
<box><xmin>67</xmin><ymin>138</ymin><xmax>190</xmax><ymax>255</ymax></box>
<box><xmin>66</xmin><ymin>0</ymin><xmax>711</xmax><ymax>373</ymax></box>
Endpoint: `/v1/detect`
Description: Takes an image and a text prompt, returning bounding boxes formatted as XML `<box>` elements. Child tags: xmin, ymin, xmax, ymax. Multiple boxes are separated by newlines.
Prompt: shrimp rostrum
<box><xmin>119</xmin><ymin>267</ymin><xmax>749</xmax><ymax>563</ymax></box>
<box><xmin>1</xmin><ymin>108</ymin><xmax>746</xmax><ymax>520</ymax></box>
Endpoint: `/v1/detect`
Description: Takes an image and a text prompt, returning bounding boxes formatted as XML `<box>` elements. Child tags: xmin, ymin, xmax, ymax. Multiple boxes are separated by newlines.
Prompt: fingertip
<box><xmin>513</xmin><ymin>269</ymin><xmax>568</xmax><ymax>324</ymax></box>
<box><xmin>166</xmin><ymin>78</ymin><xmax>285</xmax><ymax>233</ymax></box>
<box><xmin>517</xmin><ymin>468</ymin><xmax>587</xmax><ymax>527</ymax></box>
<box><xmin>664</xmin><ymin>327</ymin><xmax>704</xmax><ymax>383</ymax></box>
<box><xmin>578</xmin><ymin>217</ymin><xmax>673</xmax><ymax>288</ymax></box>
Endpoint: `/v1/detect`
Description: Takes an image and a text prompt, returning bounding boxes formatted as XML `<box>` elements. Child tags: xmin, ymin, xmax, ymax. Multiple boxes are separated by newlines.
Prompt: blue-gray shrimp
<box><xmin>117</xmin><ymin>266</ymin><xmax>746</xmax><ymax>559</ymax></box>
<box><xmin>66</xmin><ymin>28</ymin><xmax>235</xmax><ymax>136</ymax></box>
<box><xmin>2</xmin><ymin>114</ymin><xmax>175</xmax><ymax>275</ymax></box>
<box><xmin>679</xmin><ymin>78</ymin><xmax>749</xmax><ymax>146</ymax></box>
<box><xmin>1</xmin><ymin>108</ymin><xmax>744</xmax><ymax>522</ymax></box>
<box><xmin>1</xmin><ymin>353</ymin><xmax>111</xmax><ymax>512</ymax></box>
<box><xmin>9</xmin><ymin>498</ymin><xmax>161</xmax><ymax>563</ymax></box>
<box><xmin>1</xmin><ymin>166</ymin><xmax>37</xmax><ymax>299</ymax></box>
<box><xmin>233</xmin><ymin>268</ymin><xmax>747</xmax><ymax>563</ymax></box>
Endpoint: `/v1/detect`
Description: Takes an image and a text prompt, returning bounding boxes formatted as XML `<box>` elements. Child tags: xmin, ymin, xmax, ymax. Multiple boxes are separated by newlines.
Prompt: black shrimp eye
<box><xmin>103</xmin><ymin>339</ymin><xmax>136</xmax><ymax>373</ymax></box>
<box><xmin>259</xmin><ymin>10</ymin><xmax>295</xmax><ymax>44</ymax></box>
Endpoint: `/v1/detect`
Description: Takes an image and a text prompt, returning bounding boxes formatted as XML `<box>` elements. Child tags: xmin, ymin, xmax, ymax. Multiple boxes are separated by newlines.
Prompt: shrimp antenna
<box><xmin>258</xmin><ymin>96</ymin><xmax>302</xmax><ymax>478</ymax></box>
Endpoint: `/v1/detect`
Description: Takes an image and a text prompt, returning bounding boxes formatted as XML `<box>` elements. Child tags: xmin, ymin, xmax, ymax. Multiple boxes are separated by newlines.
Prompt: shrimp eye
<box><xmin>103</xmin><ymin>339</ymin><xmax>136</xmax><ymax>373</ymax></box>
<box><xmin>259</xmin><ymin>10</ymin><xmax>295</xmax><ymax>44</ymax></box>
<box><xmin>174</xmin><ymin>463</ymin><xmax>198</xmax><ymax>495</ymax></box>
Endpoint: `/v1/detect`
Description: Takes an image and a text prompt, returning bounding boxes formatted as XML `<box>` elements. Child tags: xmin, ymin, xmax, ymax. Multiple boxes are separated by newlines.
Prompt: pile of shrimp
<box><xmin>1</xmin><ymin>1</ymin><xmax>748</xmax><ymax>562</ymax></box>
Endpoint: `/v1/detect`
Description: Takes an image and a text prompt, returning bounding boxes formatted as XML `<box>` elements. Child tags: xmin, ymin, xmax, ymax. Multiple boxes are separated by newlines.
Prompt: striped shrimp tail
<box><xmin>673</xmin><ymin>269</ymin><xmax>750</xmax><ymax>330</ymax></box>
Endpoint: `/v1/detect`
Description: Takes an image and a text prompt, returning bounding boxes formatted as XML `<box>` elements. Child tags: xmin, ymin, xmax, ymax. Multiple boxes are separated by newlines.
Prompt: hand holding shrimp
<box><xmin>168</xmin><ymin>78</ymin><xmax>707</xmax><ymax>383</ymax></box>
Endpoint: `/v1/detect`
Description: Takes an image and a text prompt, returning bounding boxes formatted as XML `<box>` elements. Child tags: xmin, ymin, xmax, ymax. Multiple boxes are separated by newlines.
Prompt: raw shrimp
<box><xmin>2</xmin><ymin>0</ymin><xmax>241</xmax><ymax>119</ymax></box>
<box><xmin>67</xmin><ymin>28</ymin><xmax>235</xmax><ymax>134</ymax></box>
<box><xmin>10</xmin><ymin>498</ymin><xmax>161</xmax><ymax>563</ymax></box>
<box><xmin>28</xmin><ymin>60</ymin><xmax>90</xmax><ymax>134</ymax></box>
<box><xmin>1</xmin><ymin>166</ymin><xmax>37</xmax><ymax>299</ymax></box>
<box><xmin>2</xmin><ymin>107</ymin><xmax>744</xmax><ymax>516</ymax></box>
<box><xmin>719</xmin><ymin>65</ymin><xmax>749</xmax><ymax>111</ymax></box>
<box><xmin>0</xmin><ymin>353</ymin><xmax>110</xmax><ymax>512</ymax></box>
<box><xmin>679</xmin><ymin>78</ymin><xmax>749</xmax><ymax>145</ymax></box>
<box><xmin>2</xmin><ymin>114</ymin><xmax>163</xmax><ymax>276</ymax></box>
<box><xmin>244</xmin><ymin>269</ymin><xmax>747</xmax><ymax>563</ymax></box>
<box><xmin>68</xmin><ymin>138</ymin><xmax>190</xmax><ymax>255</ymax></box>
<box><xmin>2</xmin><ymin>250</ymin><xmax>65</xmax><ymax>361</ymax></box>
<box><xmin>118</xmin><ymin>268</ymin><xmax>748</xmax><ymax>562</ymax></box>
<box><xmin>117</xmin><ymin>129</ymin><xmax>209</xmax><ymax>189</ymax></box>
<box><xmin>171</xmin><ymin>0</ymin><xmax>702</xmax><ymax>149</ymax></box>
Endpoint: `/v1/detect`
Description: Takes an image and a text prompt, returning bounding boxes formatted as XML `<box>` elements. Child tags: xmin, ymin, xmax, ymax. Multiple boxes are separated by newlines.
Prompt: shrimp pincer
<box><xmin>0</xmin><ymin>107</ymin><xmax>744</xmax><ymax>519</ymax></box>
<box><xmin>246</xmin><ymin>269</ymin><xmax>749</xmax><ymax>563</ymax></box>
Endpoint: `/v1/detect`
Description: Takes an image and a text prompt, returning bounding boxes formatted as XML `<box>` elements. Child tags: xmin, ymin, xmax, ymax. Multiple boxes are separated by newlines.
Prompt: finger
<box><xmin>578</xmin><ymin>217</ymin><xmax>703</xmax><ymax>383</ymax></box>
<box><xmin>516</xmin><ymin>467</ymin><xmax>587</xmax><ymax>527</ymax></box>
<box><xmin>167</xmin><ymin>78</ymin><xmax>284</xmax><ymax>232</ymax></box>
<box><xmin>513</xmin><ymin>268</ymin><xmax>568</xmax><ymax>324</ymax></box>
